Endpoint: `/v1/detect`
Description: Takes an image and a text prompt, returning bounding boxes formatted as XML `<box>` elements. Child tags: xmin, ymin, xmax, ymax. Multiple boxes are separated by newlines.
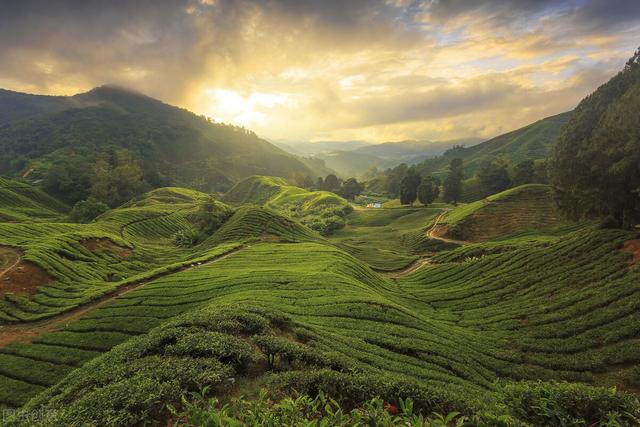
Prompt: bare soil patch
<box><xmin>81</xmin><ymin>238</ymin><xmax>132</xmax><ymax>258</ymax></box>
<box><xmin>0</xmin><ymin>261</ymin><xmax>52</xmax><ymax>297</ymax></box>
<box><xmin>621</xmin><ymin>239</ymin><xmax>640</xmax><ymax>267</ymax></box>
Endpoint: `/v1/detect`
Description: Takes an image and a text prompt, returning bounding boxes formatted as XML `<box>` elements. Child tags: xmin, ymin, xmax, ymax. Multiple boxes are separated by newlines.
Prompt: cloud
<box><xmin>0</xmin><ymin>0</ymin><xmax>639</xmax><ymax>142</ymax></box>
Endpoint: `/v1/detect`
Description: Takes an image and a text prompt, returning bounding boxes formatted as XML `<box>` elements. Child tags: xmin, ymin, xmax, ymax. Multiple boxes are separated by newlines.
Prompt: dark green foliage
<box><xmin>399</xmin><ymin>173</ymin><xmax>420</xmax><ymax>206</ymax></box>
<box><xmin>192</xmin><ymin>196</ymin><xmax>232</xmax><ymax>241</ymax></box>
<box><xmin>322</xmin><ymin>174</ymin><xmax>341</xmax><ymax>192</ymax></box>
<box><xmin>265</xmin><ymin>370</ymin><xmax>471</xmax><ymax>415</ymax></box>
<box><xmin>513</xmin><ymin>159</ymin><xmax>535</xmax><ymax>186</ymax></box>
<box><xmin>627</xmin><ymin>366</ymin><xmax>640</xmax><ymax>387</ymax></box>
<box><xmin>501</xmin><ymin>380</ymin><xmax>640</xmax><ymax>426</ymax></box>
<box><xmin>384</xmin><ymin>163</ymin><xmax>408</xmax><ymax>198</ymax></box>
<box><xmin>443</xmin><ymin>158</ymin><xmax>463</xmax><ymax>204</ymax></box>
<box><xmin>90</xmin><ymin>149</ymin><xmax>148</xmax><ymax>207</ymax></box>
<box><xmin>478</xmin><ymin>159</ymin><xmax>512</xmax><ymax>197</ymax></box>
<box><xmin>417</xmin><ymin>175</ymin><xmax>439</xmax><ymax>207</ymax></box>
<box><xmin>339</xmin><ymin>177</ymin><xmax>363</xmax><ymax>200</ymax></box>
<box><xmin>70</xmin><ymin>197</ymin><xmax>109</xmax><ymax>223</ymax></box>
<box><xmin>44</xmin><ymin>156</ymin><xmax>93</xmax><ymax>204</ymax></box>
<box><xmin>0</xmin><ymin>86</ymin><xmax>313</xmax><ymax>194</ymax></box>
<box><xmin>170</xmin><ymin>388</ymin><xmax>472</xmax><ymax>427</ymax></box>
<box><xmin>550</xmin><ymin>47</ymin><xmax>640</xmax><ymax>227</ymax></box>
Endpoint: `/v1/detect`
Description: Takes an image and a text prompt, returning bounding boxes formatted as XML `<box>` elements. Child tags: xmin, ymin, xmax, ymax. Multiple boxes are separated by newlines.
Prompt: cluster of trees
<box><xmin>380</xmin><ymin>160</ymin><xmax>463</xmax><ymax>206</ymax></box>
<box><xmin>550</xmin><ymin>47</ymin><xmax>640</xmax><ymax>228</ymax></box>
<box><xmin>45</xmin><ymin>148</ymin><xmax>150</xmax><ymax>222</ymax></box>
<box><xmin>397</xmin><ymin>173</ymin><xmax>440</xmax><ymax>207</ymax></box>
<box><xmin>298</xmin><ymin>174</ymin><xmax>364</xmax><ymax>201</ymax></box>
<box><xmin>476</xmin><ymin>158</ymin><xmax>548</xmax><ymax>198</ymax></box>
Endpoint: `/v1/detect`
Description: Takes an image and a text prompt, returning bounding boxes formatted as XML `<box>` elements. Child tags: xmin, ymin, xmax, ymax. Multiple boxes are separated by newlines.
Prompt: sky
<box><xmin>1</xmin><ymin>0</ymin><xmax>639</xmax><ymax>144</ymax></box>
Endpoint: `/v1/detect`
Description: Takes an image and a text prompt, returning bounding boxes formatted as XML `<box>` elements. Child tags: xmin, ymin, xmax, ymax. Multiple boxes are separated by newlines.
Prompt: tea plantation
<box><xmin>0</xmin><ymin>179</ymin><xmax>639</xmax><ymax>426</ymax></box>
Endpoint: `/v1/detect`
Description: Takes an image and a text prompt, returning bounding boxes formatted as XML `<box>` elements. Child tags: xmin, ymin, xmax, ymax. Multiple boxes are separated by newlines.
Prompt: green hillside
<box><xmin>416</xmin><ymin>112</ymin><xmax>571</xmax><ymax>178</ymax></box>
<box><xmin>0</xmin><ymin>86</ymin><xmax>314</xmax><ymax>194</ymax></box>
<box><xmin>437</xmin><ymin>184</ymin><xmax>571</xmax><ymax>242</ymax></box>
<box><xmin>222</xmin><ymin>176</ymin><xmax>352</xmax><ymax>234</ymax></box>
<box><xmin>0</xmin><ymin>184</ymin><xmax>638</xmax><ymax>425</ymax></box>
<box><xmin>0</xmin><ymin>178</ymin><xmax>69</xmax><ymax>222</ymax></box>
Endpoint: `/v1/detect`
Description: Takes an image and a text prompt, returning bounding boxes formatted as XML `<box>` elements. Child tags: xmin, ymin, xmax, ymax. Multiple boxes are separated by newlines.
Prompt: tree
<box><xmin>477</xmin><ymin>159</ymin><xmax>511</xmax><ymax>197</ymax></box>
<box><xmin>399</xmin><ymin>172</ymin><xmax>421</xmax><ymax>206</ymax></box>
<box><xmin>315</xmin><ymin>177</ymin><xmax>324</xmax><ymax>190</ymax></box>
<box><xmin>340</xmin><ymin>178</ymin><xmax>363</xmax><ymax>200</ymax></box>
<box><xmin>193</xmin><ymin>196</ymin><xmax>230</xmax><ymax>238</ymax></box>
<box><xmin>70</xmin><ymin>197</ymin><xmax>109</xmax><ymax>223</ymax></box>
<box><xmin>513</xmin><ymin>160</ymin><xmax>535</xmax><ymax>186</ymax></box>
<box><xmin>90</xmin><ymin>149</ymin><xmax>147</xmax><ymax>207</ymax></box>
<box><xmin>324</xmin><ymin>174</ymin><xmax>341</xmax><ymax>192</ymax></box>
<box><xmin>385</xmin><ymin>163</ymin><xmax>408</xmax><ymax>198</ymax></box>
<box><xmin>443</xmin><ymin>158</ymin><xmax>464</xmax><ymax>205</ymax></box>
<box><xmin>550</xmin><ymin>47</ymin><xmax>640</xmax><ymax>227</ymax></box>
<box><xmin>44</xmin><ymin>156</ymin><xmax>93</xmax><ymax>204</ymax></box>
<box><xmin>301</xmin><ymin>175</ymin><xmax>314</xmax><ymax>189</ymax></box>
<box><xmin>417</xmin><ymin>176</ymin><xmax>440</xmax><ymax>207</ymax></box>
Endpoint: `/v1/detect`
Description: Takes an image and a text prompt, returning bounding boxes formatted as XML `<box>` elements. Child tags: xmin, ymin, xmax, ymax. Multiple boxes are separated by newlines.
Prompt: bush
<box><xmin>501</xmin><ymin>380</ymin><xmax>640</xmax><ymax>426</ymax></box>
<box><xmin>170</xmin><ymin>388</ymin><xmax>472</xmax><ymax>427</ymax></box>
<box><xmin>70</xmin><ymin>197</ymin><xmax>109</xmax><ymax>222</ymax></box>
<box><xmin>173</xmin><ymin>229</ymin><xmax>199</xmax><ymax>247</ymax></box>
<box><xmin>627</xmin><ymin>366</ymin><xmax>640</xmax><ymax>387</ymax></box>
<box><xmin>264</xmin><ymin>369</ymin><xmax>472</xmax><ymax>416</ymax></box>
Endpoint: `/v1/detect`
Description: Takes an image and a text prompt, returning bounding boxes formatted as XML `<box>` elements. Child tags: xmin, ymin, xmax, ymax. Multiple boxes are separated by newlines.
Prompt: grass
<box><xmin>0</xmin><ymin>178</ymin><xmax>639</xmax><ymax>426</ymax></box>
<box><xmin>328</xmin><ymin>207</ymin><xmax>445</xmax><ymax>271</ymax></box>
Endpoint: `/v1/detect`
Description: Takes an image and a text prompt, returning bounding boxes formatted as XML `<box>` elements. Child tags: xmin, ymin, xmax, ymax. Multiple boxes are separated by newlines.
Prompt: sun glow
<box><xmin>202</xmin><ymin>88</ymin><xmax>288</xmax><ymax>127</ymax></box>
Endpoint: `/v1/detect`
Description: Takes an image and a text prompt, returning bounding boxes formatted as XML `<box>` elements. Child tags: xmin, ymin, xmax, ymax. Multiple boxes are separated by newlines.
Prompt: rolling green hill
<box><xmin>0</xmin><ymin>183</ymin><xmax>638</xmax><ymax>425</ymax></box>
<box><xmin>222</xmin><ymin>176</ymin><xmax>352</xmax><ymax>234</ymax></box>
<box><xmin>0</xmin><ymin>178</ymin><xmax>69</xmax><ymax>222</ymax></box>
<box><xmin>0</xmin><ymin>86</ymin><xmax>314</xmax><ymax>193</ymax></box>
<box><xmin>437</xmin><ymin>184</ymin><xmax>570</xmax><ymax>242</ymax></box>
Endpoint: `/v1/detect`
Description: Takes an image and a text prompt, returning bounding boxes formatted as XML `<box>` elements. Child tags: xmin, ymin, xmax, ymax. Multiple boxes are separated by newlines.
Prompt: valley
<box><xmin>0</xmin><ymin>176</ymin><xmax>638</xmax><ymax>425</ymax></box>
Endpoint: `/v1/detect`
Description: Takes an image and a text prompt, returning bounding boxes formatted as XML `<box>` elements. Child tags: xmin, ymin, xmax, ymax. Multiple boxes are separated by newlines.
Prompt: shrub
<box><xmin>169</xmin><ymin>388</ymin><xmax>471</xmax><ymax>427</ymax></box>
<box><xmin>173</xmin><ymin>229</ymin><xmax>199</xmax><ymax>247</ymax></box>
<box><xmin>501</xmin><ymin>380</ymin><xmax>640</xmax><ymax>426</ymax></box>
<box><xmin>627</xmin><ymin>366</ymin><xmax>640</xmax><ymax>387</ymax></box>
<box><xmin>70</xmin><ymin>197</ymin><xmax>109</xmax><ymax>222</ymax></box>
<box><xmin>264</xmin><ymin>369</ymin><xmax>472</xmax><ymax>416</ymax></box>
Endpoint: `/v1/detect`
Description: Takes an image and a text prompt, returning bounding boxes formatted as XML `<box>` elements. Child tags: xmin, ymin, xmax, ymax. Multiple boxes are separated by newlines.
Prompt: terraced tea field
<box><xmin>0</xmin><ymin>181</ymin><xmax>639</xmax><ymax>425</ymax></box>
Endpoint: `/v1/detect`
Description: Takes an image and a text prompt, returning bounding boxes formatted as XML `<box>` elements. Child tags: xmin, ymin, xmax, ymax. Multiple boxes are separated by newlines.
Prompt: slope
<box><xmin>434</xmin><ymin>184</ymin><xmax>571</xmax><ymax>242</ymax></box>
<box><xmin>0</xmin><ymin>178</ymin><xmax>68</xmax><ymax>222</ymax></box>
<box><xmin>0</xmin><ymin>86</ymin><xmax>314</xmax><ymax>192</ymax></box>
<box><xmin>222</xmin><ymin>176</ymin><xmax>352</xmax><ymax>234</ymax></box>
<box><xmin>416</xmin><ymin>112</ymin><xmax>572</xmax><ymax>178</ymax></box>
<box><xmin>1</xmin><ymin>225</ymin><xmax>638</xmax><ymax>425</ymax></box>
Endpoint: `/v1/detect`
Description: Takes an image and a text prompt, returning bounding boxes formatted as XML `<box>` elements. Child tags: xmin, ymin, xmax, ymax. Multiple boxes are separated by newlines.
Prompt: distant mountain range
<box><xmin>0</xmin><ymin>86</ymin><xmax>318</xmax><ymax>192</ymax></box>
<box><xmin>274</xmin><ymin>138</ymin><xmax>482</xmax><ymax>178</ymax></box>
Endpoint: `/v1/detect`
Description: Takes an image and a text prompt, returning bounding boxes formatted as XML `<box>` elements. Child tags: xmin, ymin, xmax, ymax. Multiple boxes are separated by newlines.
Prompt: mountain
<box><xmin>354</xmin><ymin>138</ymin><xmax>482</xmax><ymax>161</ymax></box>
<box><xmin>415</xmin><ymin>111</ymin><xmax>572</xmax><ymax>178</ymax></box>
<box><xmin>0</xmin><ymin>86</ymin><xmax>315</xmax><ymax>193</ymax></box>
<box><xmin>276</xmin><ymin>138</ymin><xmax>481</xmax><ymax>179</ymax></box>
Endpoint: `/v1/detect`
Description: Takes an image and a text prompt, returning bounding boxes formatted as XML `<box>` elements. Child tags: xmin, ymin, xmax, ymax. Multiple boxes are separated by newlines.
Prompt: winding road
<box><xmin>425</xmin><ymin>209</ymin><xmax>469</xmax><ymax>245</ymax></box>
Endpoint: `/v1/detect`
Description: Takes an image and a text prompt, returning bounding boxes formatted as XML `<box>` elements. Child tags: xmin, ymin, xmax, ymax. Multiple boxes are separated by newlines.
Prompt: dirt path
<box><xmin>380</xmin><ymin>257</ymin><xmax>432</xmax><ymax>278</ymax></box>
<box><xmin>426</xmin><ymin>209</ymin><xmax>469</xmax><ymax>245</ymax></box>
<box><xmin>0</xmin><ymin>245</ymin><xmax>246</xmax><ymax>348</ymax></box>
<box><xmin>0</xmin><ymin>250</ymin><xmax>21</xmax><ymax>281</ymax></box>
<box><xmin>21</xmin><ymin>168</ymin><xmax>34</xmax><ymax>179</ymax></box>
